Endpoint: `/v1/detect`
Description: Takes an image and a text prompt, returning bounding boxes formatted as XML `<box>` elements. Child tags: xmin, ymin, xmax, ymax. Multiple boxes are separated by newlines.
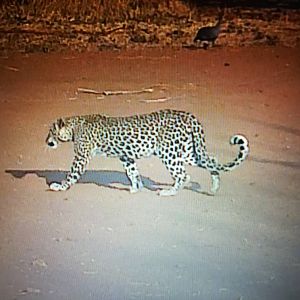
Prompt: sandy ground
<box><xmin>0</xmin><ymin>46</ymin><xmax>299</xmax><ymax>300</ymax></box>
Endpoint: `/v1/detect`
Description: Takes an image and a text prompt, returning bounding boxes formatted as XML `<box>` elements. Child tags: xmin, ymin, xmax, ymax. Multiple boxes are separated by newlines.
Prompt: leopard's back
<box><xmin>73</xmin><ymin>109</ymin><xmax>196</xmax><ymax>160</ymax></box>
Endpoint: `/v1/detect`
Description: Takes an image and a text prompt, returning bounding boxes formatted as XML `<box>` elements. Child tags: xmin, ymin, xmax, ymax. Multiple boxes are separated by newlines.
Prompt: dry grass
<box><xmin>1</xmin><ymin>1</ymin><xmax>299</xmax><ymax>52</ymax></box>
<box><xmin>1</xmin><ymin>0</ymin><xmax>189</xmax><ymax>23</ymax></box>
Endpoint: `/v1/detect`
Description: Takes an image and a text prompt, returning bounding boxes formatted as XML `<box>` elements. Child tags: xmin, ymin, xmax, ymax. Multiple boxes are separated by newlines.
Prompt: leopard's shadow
<box><xmin>5</xmin><ymin>169</ymin><xmax>202</xmax><ymax>193</ymax></box>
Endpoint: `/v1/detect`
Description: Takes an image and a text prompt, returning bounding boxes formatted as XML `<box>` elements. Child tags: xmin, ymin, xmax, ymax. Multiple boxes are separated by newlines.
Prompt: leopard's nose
<box><xmin>48</xmin><ymin>141</ymin><xmax>55</xmax><ymax>147</ymax></box>
<box><xmin>46</xmin><ymin>138</ymin><xmax>58</xmax><ymax>148</ymax></box>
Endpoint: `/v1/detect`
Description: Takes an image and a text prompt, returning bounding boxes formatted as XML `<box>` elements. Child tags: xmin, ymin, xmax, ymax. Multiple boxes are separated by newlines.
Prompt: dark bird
<box><xmin>194</xmin><ymin>13</ymin><xmax>223</xmax><ymax>49</ymax></box>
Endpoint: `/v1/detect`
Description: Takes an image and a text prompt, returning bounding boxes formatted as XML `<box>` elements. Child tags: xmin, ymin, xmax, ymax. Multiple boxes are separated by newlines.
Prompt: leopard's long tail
<box><xmin>213</xmin><ymin>134</ymin><xmax>249</xmax><ymax>172</ymax></box>
<box><xmin>191</xmin><ymin>115</ymin><xmax>249</xmax><ymax>172</ymax></box>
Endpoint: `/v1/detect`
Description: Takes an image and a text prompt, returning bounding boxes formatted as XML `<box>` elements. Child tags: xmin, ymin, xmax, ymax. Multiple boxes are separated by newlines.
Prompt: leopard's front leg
<box><xmin>49</xmin><ymin>154</ymin><xmax>90</xmax><ymax>191</ymax></box>
<box><xmin>120</xmin><ymin>155</ymin><xmax>143</xmax><ymax>193</ymax></box>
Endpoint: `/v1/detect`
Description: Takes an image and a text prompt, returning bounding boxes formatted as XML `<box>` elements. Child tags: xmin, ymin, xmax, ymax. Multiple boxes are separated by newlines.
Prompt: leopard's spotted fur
<box><xmin>46</xmin><ymin>109</ymin><xmax>249</xmax><ymax>196</ymax></box>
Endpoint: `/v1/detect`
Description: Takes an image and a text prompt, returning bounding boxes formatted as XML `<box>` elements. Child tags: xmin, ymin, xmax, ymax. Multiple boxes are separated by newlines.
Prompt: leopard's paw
<box><xmin>158</xmin><ymin>187</ymin><xmax>178</xmax><ymax>197</ymax></box>
<box><xmin>49</xmin><ymin>182</ymin><xmax>68</xmax><ymax>191</ymax></box>
<box><xmin>129</xmin><ymin>179</ymin><xmax>143</xmax><ymax>193</ymax></box>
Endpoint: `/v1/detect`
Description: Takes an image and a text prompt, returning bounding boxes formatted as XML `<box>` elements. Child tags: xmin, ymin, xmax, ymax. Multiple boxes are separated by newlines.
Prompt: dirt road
<box><xmin>0</xmin><ymin>47</ymin><xmax>299</xmax><ymax>300</ymax></box>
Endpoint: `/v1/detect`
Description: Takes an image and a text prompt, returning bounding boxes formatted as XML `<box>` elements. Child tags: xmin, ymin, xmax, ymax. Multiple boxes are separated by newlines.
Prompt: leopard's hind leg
<box><xmin>209</xmin><ymin>170</ymin><xmax>220</xmax><ymax>195</ymax></box>
<box><xmin>198</xmin><ymin>156</ymin><xmax>220</xmax><ymax>195</ymax></box>
<box><xmin>158</xmin><ymin>153</ymin><xmax>190</xmax><ymax>196</ymax></box>
<box><xmin>120</xmin><ymin>155</ymin><xmax>143</xmax><ymax>193</ymax></box>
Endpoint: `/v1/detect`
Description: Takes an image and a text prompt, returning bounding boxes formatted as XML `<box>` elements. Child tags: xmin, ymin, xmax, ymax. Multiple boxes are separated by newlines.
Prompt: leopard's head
<box><xmin>46</xmin><ymin>118</ymin><xmax>73</xmax><ymax>149</ymax></box>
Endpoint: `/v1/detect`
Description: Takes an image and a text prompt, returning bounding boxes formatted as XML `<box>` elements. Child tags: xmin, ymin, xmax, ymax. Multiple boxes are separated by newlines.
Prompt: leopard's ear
<box><xmin>57</xmin><ymin>118</ymin><xmax>65</xmax><ymax>129</ymax></box>
<box><xmin>55</xmin><ymin>118</ymin><xmax>65</xmax><ymax>131</ymax></box>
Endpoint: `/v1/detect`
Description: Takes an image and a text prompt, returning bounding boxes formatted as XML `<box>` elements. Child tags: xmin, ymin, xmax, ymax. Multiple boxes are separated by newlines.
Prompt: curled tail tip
<box><xmin>230</xmin><ymin>134</ymin><xmax>250</xmax><ymax>160</ymax></box>
<box><xmin>230</xmin><ymin>134</ymin><xmax>249</xmax><ymax>147</ymax></box>
<box><xmin>216</xmin><ymin>134</ymin><xmax>249</xmax><ymax>173</ymax></box>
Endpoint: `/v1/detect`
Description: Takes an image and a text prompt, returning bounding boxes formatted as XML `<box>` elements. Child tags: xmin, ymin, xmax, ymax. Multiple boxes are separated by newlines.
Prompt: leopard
<box><xmin>46</xmin><ymin>109</ymin><xmax>249</xmax><ymax>196</ymax></box>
